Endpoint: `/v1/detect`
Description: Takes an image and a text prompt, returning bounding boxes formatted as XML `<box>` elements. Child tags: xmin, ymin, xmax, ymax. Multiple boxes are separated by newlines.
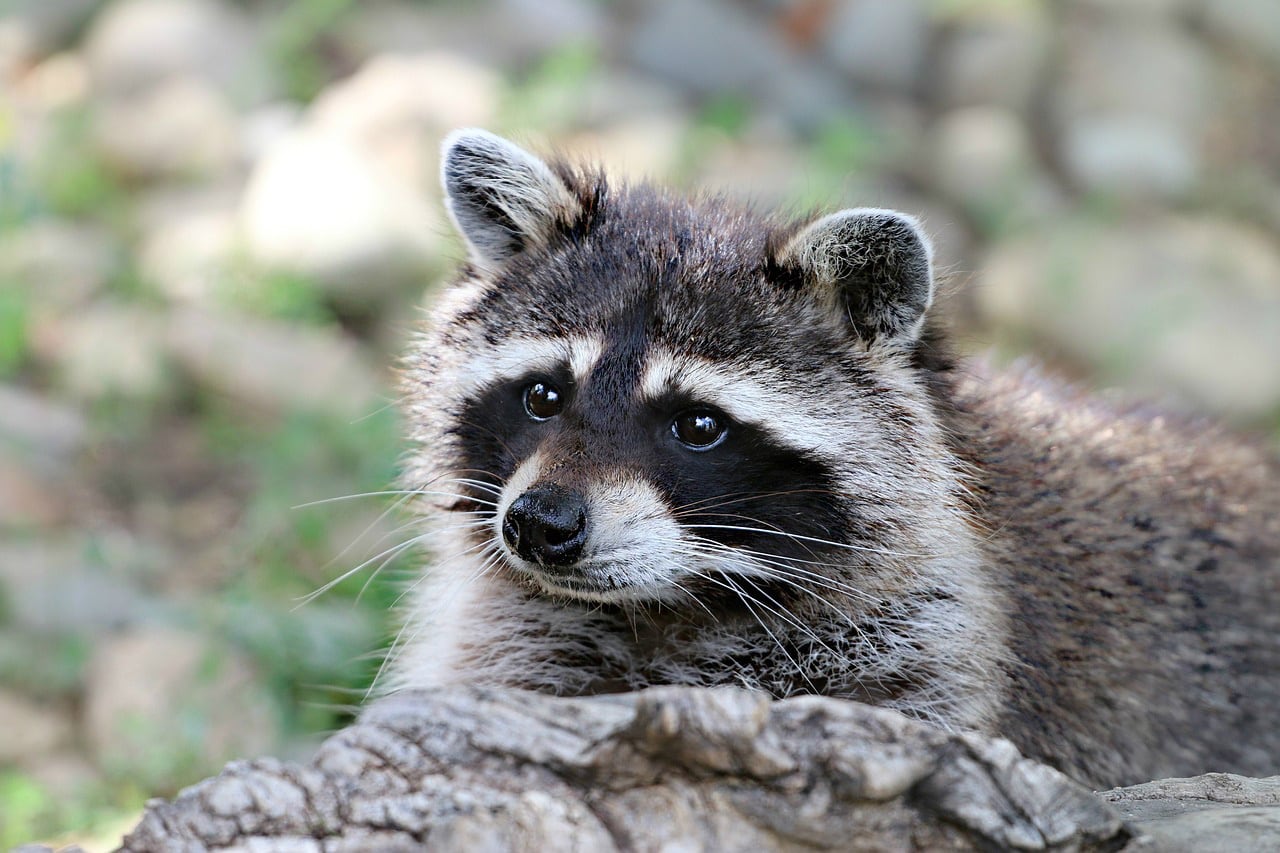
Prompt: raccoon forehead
<box><xmin>449</xmin><ymin>334</ymin><xmax>606</xmax><ymax>398</ymax></box>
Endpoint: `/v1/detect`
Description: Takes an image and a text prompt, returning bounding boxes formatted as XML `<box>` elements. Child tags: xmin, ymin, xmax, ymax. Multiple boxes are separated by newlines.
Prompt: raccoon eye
<box><xmin>672</xmin><ymin>410</ymin><xmax>727</xmax><ymax>450</ymax></box>
<box><xmin>523</xmin><ymin>381</ymin><xmax>563</xmax><ymax>421</ymax></box>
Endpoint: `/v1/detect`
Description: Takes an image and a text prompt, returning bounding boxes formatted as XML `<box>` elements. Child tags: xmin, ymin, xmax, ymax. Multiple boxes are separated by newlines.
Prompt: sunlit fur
<box><xmin>384</xmin><ymin>131</ymin><xmax>1280</xmax><ymax>789</ymax></box>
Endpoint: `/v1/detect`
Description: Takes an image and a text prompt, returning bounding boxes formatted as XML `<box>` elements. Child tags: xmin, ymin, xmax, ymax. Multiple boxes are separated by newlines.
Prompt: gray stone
<box><xmin>0</xmin><ymin>689</ymin><xmax>74</xmax><ymax>764</ymax></box>
<box><xmin>626</xmin><ymin>0</ymin><xmax>855</xmax><ymax>129</ymax></box>
<box><xmin>977</xmin><ymin>215</ymin><xmax>1280</xmax><ymax>419</ymax></box>
<box><xmin>0</xmin><ymin>538</ymin><xmax>153</xmax><ymax>635</ymax></box>
<box><xmin>165</xmin><ymin>306</ymin><xmax>386</xmax><ymax>419</ymax></box>
<box><xmin>1053</xmin><ymin>19</ymin><xmax>1211</xmax><ymax>200</ymax></box>
<box><xmin>936</xmin><ymin>3</ymin><xmax>1051</xmax><ymax>110</ymax></box>
<box><xmin>1195</xmin><ymin>1</ymin><xmax>1280</xmax><ymax>67</ymax></box>
<box><xmin>138</xmin><ymin>206</ymin><xmax>238</xmax><ymax>304</ymax></box>
<box><xmin>308</xmin><ymin>52</ymin><xmax>502</xmax><ymax>188</ymax></box>
<box><xmin>930</xmin><ymin>107</ymin><xmax>1042</xmax><ymax>223</ymax></box>
<box><xmin>239</xmin><ymin>127</ymin><xmax>441</xmax><ymax>299</ymax></box>
<box><xmin>83</xmin><ymin>0</ymin><xmax>269</xmax><ymax>103</ymax></box>
<box><xmin>83</xmin><ymin>625</ymin><xmax>280</xmax><ymax>784</ymax></box>
<box><xmin>0</xmin><ymin>384</ymin><xmax>88</xmax><ymax>464</ymax></box>
<box><xmin>52</xmin><ymin>304</ymin><xmax>173</xmax><ymax>401</ymax></box>
<box><xmin>0</xmin><ymin>0</ymin><xmax>100</xmax><ymax>56</ymax></box>
<box><xmin>1063</xmin><ymin>116</ymin><xmax>1198</xmax><ymax>200</ymax></box>
<box><xmin>821</xmin><ymin>0</ymin><xmax>931</xmax><ymax>93</ymax></box>
<box><xmin>92</xmin><ymin>76</ymin><xmax>239</xmax><ymax>181</ymax></box>
<box><xmin>0</xmin><ymin>220</ymin><xmax>120</xmax><ymax>310</ymax></box>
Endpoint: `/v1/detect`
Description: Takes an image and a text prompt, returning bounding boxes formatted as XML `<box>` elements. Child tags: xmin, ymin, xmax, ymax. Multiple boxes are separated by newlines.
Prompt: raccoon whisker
<box><xmin>683</xmin><ymin>523</ymin><xmax>937</xmax><ymax>559</ymax></box>
<box><xmin>296</xmin><ymin>533</ymin><xmax>436</xmax><ymax>608</ymax></box>
<box><xmin>672</xmin><ymin>541</ymin><xmax>867</xmax><ymax>626</ymax></box>
<box><xmin>680</xmin><ymin>512</ymin><xmax>831</xmax><ymax>564</ymax></box>
<box><xmin>708</xmin><ymin>571</ymin><xmax>824</xmax><ymax>695</ymax></box>
<box><xmin>669</xmin><ymin>487</ymin><xmax>846</xmax><ymax>515</ymax></box>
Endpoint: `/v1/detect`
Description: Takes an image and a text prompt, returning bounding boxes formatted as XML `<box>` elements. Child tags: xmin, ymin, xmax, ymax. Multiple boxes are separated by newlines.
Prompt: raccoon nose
<box><xmin>502</xmin><ymin>485</ymin><xmax>588</xmax><ymax>567</ymax></box>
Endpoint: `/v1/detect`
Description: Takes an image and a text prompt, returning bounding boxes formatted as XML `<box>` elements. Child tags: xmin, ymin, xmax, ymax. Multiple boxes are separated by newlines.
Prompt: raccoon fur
<box><xmin>390</xmin><ymin>129</ymin><xmax>1280</xmax><ymax>789</ymax></box>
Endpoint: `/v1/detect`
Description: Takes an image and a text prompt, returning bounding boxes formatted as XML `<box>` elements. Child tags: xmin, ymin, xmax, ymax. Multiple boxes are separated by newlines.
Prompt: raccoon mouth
<box><xmin>502</xmin><ymin>554</ymin><xmax>674</xmax><ymax>604</ymax></box>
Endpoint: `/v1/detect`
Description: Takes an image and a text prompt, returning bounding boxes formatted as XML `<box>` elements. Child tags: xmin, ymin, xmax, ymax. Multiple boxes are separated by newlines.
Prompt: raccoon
<box><xmin>390</xmin><ymin>129</ymin><xmax>1280</xmax><ymax>789</ymax></box>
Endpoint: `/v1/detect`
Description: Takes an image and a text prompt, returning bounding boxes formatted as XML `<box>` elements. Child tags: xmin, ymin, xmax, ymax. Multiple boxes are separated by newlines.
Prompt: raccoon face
<box><xmin>407</xmin><ymin>129</ymin><xmax>941</xmax><ymax>606</ymax></box>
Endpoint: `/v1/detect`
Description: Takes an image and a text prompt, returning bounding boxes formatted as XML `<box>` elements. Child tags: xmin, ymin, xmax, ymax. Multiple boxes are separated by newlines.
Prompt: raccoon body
<box><xmin>392</xmin><ymin>130</ymin><xmax>1280</xmax><ymax>788</ymax></box>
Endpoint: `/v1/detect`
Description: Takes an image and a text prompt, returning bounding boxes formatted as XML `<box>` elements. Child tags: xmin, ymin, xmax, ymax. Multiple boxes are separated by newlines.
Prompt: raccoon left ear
<box><xmin>773</xmin><ymin>208</ymin><xmax>935</xmax><ymax>345</ymax></box>
<box><xmin>440</xmin><ymin>129</ymin><xmax>582</xmax><ymax>268</ymax></box>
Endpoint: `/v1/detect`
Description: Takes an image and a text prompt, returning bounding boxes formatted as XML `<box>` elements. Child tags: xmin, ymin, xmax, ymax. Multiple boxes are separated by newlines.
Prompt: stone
<box><xmin>83</xmin><ymin>625</ymin><xmax>279</xmax><ymax>785</ymax></box>
<box><xmin>308</xmin><ymin>52</ymin><xmax>502</xmax><ymax>187</ymax></box>
<box><xmin>50</xmin><ymin>304</ymin><xmax>172</xmax><ymax>401</ymax></box>
<box><xmin>977</xmin><ymin>215</ymin><xmax>1280</xmax><ymax>419</ymax></box>
<box><xmin>239</xmin><ymin>127</ymin><xmax>441</xmax><ymax>300</ymax></box>
<box><xmin>0</xmin><ymin>220</ymin><xmax>120</xmax><ymax>310</ymax></box>
<box><xmin>83</xmin><ymin>0</ymin><xmax>269</xmax><ymax>103</ymax></box>
<box><xmin>1053</xmin><ymin>19</ymin><xmax>1211</xmax><ymax>200</ymax></box>
<box><xmin>0</xmin><ymin>537</ymin><xmax>154</xmax><ymax>635</ymax></box>
<box><xmin>0</xmin><ymin>0</ymin><xmax>100</xmax><ymax>57</ymax></box>
<box><xmin>936</xmin><ymin>3</ymin><xmax>1051</xmax><ymax>110</ymax></box>
<box><xmin>164</xmin><ymin>306</ymin><xmax>386</xmax><ymax>419</ymax></box>
<box><xmin>1195</xmin><ymin>1</ymin><xmax>1280</xmax><ymax>66</ymax></box>
<box><xmin>1063</xmin><ymin>116</ymin><xmax>1198</xmax><ymax>200</ymax></box>
<box><xmin>1104</xmin><ymin>774</ymin><xmax>1280</xmax><ymax>851</ymax></box>
<box><xmin>92</xmin><ymin>76</ymin><xmax>239</xmax><ymax>182</ymax></box>
<box><xmin>0</xmin><ymin>384</ymin><xmax>87</xmax><ymax>465</ymax></box>
<box><xmin>626</xmin><ymin>0</ymin><xmax>856</xmax><ymax>129</ymax></box>
<box><xmin>0</xmin><ymin>690</ymin><xmax>74</xmax><ymax>764</ymax></box>
<box><xmin>0</xmin><ymin>454</ymin><xmax>70</xmax><ymax>528</ymax></box>
<box><xmin>138</xmin><ymin>207</ymin><xmax>238</xmax><ymax>304</ymax></box>
<box><xmin>820</xmin><ymin>0</ymin><xmax>931</xmax><ymax>93</ymax></box>
<box><xmin>929</xmin><ymin>107</ymin><xmax>1042</xmax><ymax>224</ymax></box>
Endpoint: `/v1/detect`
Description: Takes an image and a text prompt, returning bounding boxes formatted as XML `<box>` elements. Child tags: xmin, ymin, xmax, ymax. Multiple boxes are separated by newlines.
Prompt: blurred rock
<box><xmin>1194</xmin><ymin>1</ymin><xmax>1280</xmax><ymax>66</ymax></box>
<box><xmin>0</xmin><ymin>0</ymin><xmax>99</xmax><ymax>58</ymax></box>
<box><xmin>16</xmin><ymin>51</ymin><xmax>91</xmax><ymax>112</ymax></box>
<box><xmin>929</xmin><ymin>107</ymin><xmax>1055</xmax><ymax>228</ymax></box>
<box><xmin>978</xmin><ymin>216</ymin><xmax>1280</xmax><ymax>419</ymax></box>
<box><xmin>626</xmin><ymin>0</ymin><xmax>855</xmax><ymax>129</ymax></box>
<box><xmin>310</xmin><ymin>52</ymin><xmax>502</xmax><ymax>186</ymax></box>
<box><xmin>820</xmin><ymin>0</ymin><xmax>930</xmax><ymax>92</ymax></box>
<box><xmin>0</xmin><ymin>385</ymin><xmax>87</xmax><ymax>464</ymax></box>
<box><xmin>565</xmin><ymin>114</ymin><xmax>689</xmax><ymax>182</ymax></box>
<box><xmin>0</xmin><ymin>221</ymin><xmax>120</xmax><ymax>310</ymax></box>
<box><xmin>165</xmin><ymin>306</ymin><xmax>385</xmax><ymax>419</ymax></box>
<box><xmin>83</xmin><ymin>625</ymin><xmax>279</xmax><ymax>781</ymax></box>
<box><xmin>51</xmin><ymin>304</ymin><xmax>173</xmax><ymax>402</ymax></box>
<box><xmin>0</xmin><ymin>538</ymin><xmax>152</xmax><ymax>635</ymax></box>
<box><xmin>139</xmin><ymin>207</ymin><xmax>238</xmax><ymax>304</ymax></box>
<box><xmin>240</xmin><ymin>128</ymin><xmax>440</xmax><ymax>300</ymax></box>
<box><xmin>574</xmin><ymin>70</ymin><xmax>686</xmax><ymax>128</ymax></box>
<box><xmin>84</xmin><ymin>0</ymin><xmax>269</xmax><ymax>103</ymax></box>
<box><xmin>0</xmin><ymin>690</ymin><xmax>74</xmax><ymax>764</ymax></box>
<box><xmin>936</xmin><ymin>4</ymin><xmax>1050</xmax><ymax>110</ymax></box>
<box><xmin>93</xmin><ymin>76</ymin><xmax>239</xmax><ymax>182</ymax></box>
<box><xmin>1053</xmin><ymin>19</ymin><xmax>1210</xmax><ymax>199</ymax></box>
<box><xmin>0</xmin><ymin>457</ymin><xmax>69</xmax><ymax>528</ymax></box>
<box><xmin>238</xmin><ymin>101</ymin><xmax>303</xmax><ymax>169</ymax></box>
<box><xmin>337</xmin><ymin>0</ymin><xmax>605</xmax><ymax>71</ymax></box>
<box><xmin>1063</xmin><ymin>116</ymin><xmax>1198</xmax><ymax>199</ymax></box>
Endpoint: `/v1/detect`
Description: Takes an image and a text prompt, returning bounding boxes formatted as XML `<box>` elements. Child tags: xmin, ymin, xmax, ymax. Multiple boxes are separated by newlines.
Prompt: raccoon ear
<box><xmin>440</xmin><ymin>129</ymin><xmax>581</xmax><ymax>267</ymax></box>
<box><xmin>774</xmin><ymin>208</ymin><xmax>935</xmax><ymax>344</ymax></box>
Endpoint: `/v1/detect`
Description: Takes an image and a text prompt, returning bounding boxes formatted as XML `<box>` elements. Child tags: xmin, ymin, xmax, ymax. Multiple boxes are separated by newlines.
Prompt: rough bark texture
<box><xmin>117</xmin><ymin>687</ymin><xmax>1278</xmax><ymax>852</ymax></box>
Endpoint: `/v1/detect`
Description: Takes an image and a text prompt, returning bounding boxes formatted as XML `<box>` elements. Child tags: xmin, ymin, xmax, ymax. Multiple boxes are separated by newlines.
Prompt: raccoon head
<box><xmin>405</xmin><ymin>129</ymin><xmax>952</xmax><ymax>607</ymax></box>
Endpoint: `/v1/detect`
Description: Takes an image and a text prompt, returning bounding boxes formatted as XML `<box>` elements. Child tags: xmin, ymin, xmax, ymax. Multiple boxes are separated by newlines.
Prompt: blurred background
<box><xmin>0</xmin><ymin>0</ymin><xmax>1278</xmax><ymax>846</ymax></box>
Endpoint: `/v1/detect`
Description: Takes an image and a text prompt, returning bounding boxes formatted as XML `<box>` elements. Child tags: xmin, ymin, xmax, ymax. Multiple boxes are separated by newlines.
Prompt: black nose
<box><xmin>502</xmin><ymin>485</ymin><xmax>589</xmax><ymax>568</ymax></box>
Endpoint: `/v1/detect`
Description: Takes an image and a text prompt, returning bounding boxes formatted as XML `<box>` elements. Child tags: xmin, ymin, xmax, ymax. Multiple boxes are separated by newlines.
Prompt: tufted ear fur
<box><xmin>441</xmin><ymin>129</ymin><xmax>581</xmax><ymax>268</ymax></box>
<box><xmin>772</xmin><ymin>208</ymin><xmax>935</xmax><ymax>345</ymax></box>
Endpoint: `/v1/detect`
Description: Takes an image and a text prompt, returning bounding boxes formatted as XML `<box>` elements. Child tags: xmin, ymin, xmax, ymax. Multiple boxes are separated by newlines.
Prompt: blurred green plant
<box><xmin>500</xmin><ymin>42</ymin><xmax>599</xmax><ymax>133</ymax></box>
<box><xmin>33</xmin><ymin>108</ymin><xmax>129</xmax><ymax>222</ymax></box>
<box><xmin>0</xmin><ymin>286</ymin><xmax>32</xmax><ymax>380</ymax></box>
<box><xmin>216</xmin><ymin>266</ymin><xmax>335</xmax><ymax>325</ymax></box>
<box><xmin>267</xmin><ymin>0</ymin><xmax>359</xmax><ymax>102</ymax></box>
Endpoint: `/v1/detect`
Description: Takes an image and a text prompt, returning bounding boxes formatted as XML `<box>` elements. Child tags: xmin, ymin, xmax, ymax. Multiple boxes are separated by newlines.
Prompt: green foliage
<box><xmin>217</xmin><ymin>266</ymin><xmax>335</xmax><ymax>325</ymax></box>
<box><xmin>0</xmin><ymin>285</ymin><xmax>32</xmax><ymax>380</ymax></box>
<box><xmin>33</xmin><ymin>108</ymin><xmax>129</xmax><ymax>222</ymax></box>
<box><xmin>500</xmin><ymin>42</ymin><xmax>599</xmax><ymax>133</ymax></box>
<box><xmin>0</xmin><ymin>631</ymin><xmax>90</xmax><ymax>698</ymax></box>
<box><xmin>267</xmin><ymin>0</ymin><xmax>359</xmax><ymax>102</ymax></box>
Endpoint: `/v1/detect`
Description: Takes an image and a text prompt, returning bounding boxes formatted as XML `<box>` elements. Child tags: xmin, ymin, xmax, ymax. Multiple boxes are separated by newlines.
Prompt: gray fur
<box><xmin>392</xmin><ymin>132</ymin><xmax>1280</xmax><ymax>790</ymax></box>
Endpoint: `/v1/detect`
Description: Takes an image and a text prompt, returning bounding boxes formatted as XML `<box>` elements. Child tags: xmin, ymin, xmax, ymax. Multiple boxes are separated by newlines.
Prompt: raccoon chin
<box><xmin>500</xmin><ymin>550</ymin><xmax>689</xmax><ymax>606</ymax></box>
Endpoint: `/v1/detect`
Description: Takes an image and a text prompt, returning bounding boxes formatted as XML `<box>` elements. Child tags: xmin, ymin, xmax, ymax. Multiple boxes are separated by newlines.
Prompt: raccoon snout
<box><xmin>502</xmin><ymin>485</ymin><xmax>589</xmax><ymax>568</ymax></box>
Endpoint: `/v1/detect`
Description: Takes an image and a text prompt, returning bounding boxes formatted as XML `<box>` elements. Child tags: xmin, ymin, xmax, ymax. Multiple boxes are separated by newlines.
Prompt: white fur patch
<box><xmin>451</xmin><ymin>335</ymin><xmax>605</xmax><ymax>400</ymax></box>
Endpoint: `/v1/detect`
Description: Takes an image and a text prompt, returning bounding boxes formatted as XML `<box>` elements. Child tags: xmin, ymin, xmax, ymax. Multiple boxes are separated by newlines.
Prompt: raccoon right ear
<box><xmin>440</xmin><ymin>129</ymin><xmax>582</xmax><ymax>267</ymax></box>
<box><xmin>772</xmin><ymin>208</ymin><xmax>935</xmax><ymax>345</ymax></box>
